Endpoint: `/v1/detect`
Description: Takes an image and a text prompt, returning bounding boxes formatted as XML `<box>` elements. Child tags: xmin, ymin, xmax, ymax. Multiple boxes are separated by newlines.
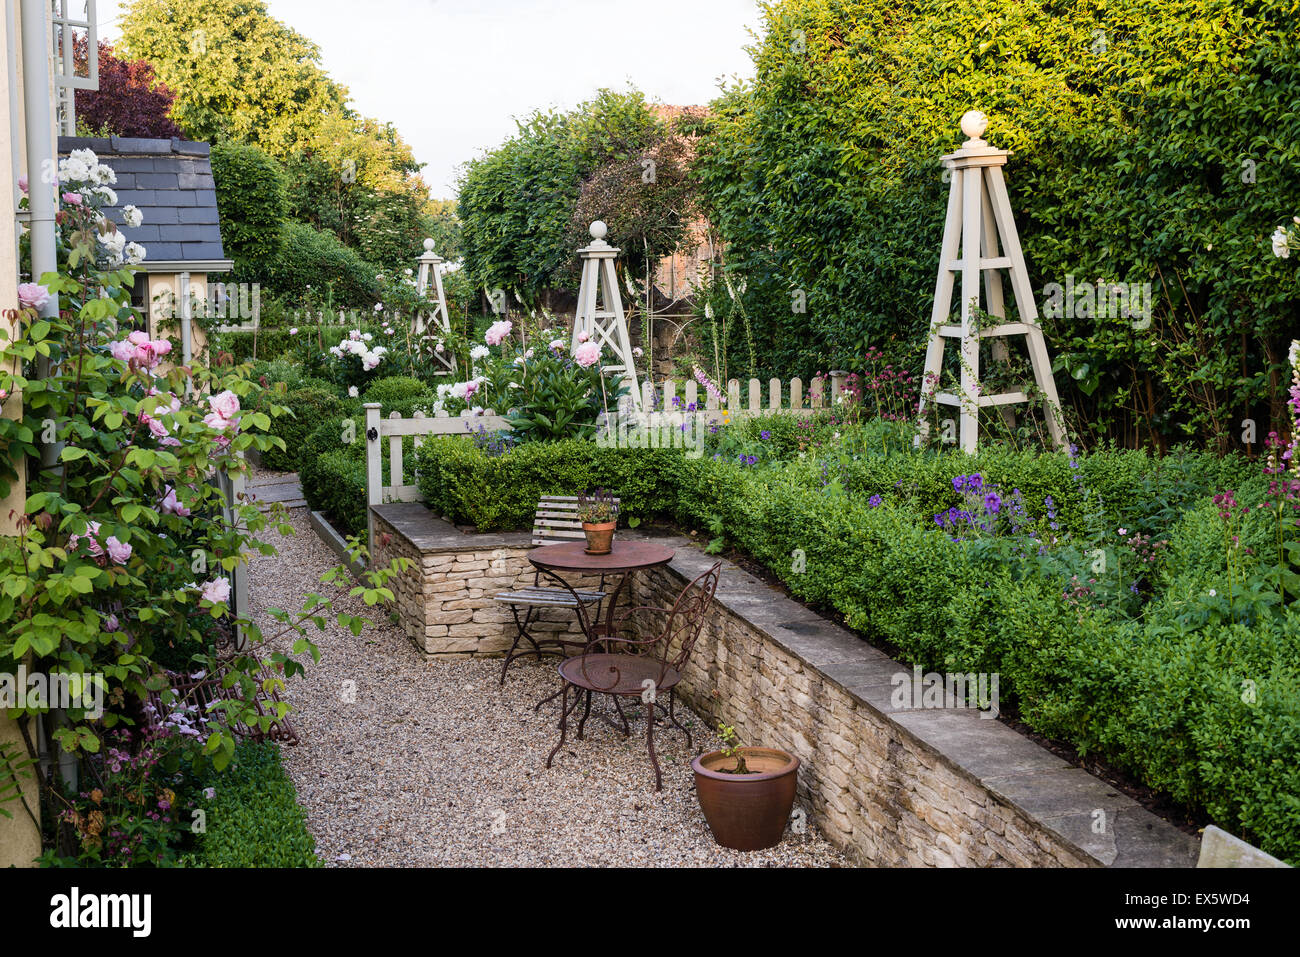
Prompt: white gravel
<box><xmin>246</xmin><ymin>504</ymin><xmax>848</xmax><ymax>867</ymax></box>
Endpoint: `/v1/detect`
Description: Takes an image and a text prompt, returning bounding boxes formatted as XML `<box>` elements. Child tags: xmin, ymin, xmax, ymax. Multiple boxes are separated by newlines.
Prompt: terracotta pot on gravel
<box><xmin>692</xmin><ymin>747</ymin><xmax>800</xmax><ymax>851</ymax></box>
<box><xmin>582</xmin><ymin>521</ymin><xmax>616</xmax><ymax>555</ymax></box>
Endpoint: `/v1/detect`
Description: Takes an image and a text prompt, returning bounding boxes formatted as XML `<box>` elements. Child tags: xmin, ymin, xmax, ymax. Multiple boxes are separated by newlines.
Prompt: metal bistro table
<box><xmin>528</xmin><ymin>539</ymin><xmax>675</xmax><ymax>645</ymax></box>
<box><xmin>527</xmin><ymin>539</ymin><xmax>674</xmax><ymax>721</ymax></box>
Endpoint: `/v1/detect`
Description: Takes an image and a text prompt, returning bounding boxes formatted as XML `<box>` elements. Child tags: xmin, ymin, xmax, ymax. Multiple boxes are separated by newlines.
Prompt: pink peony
<box><xmin>573</xmin><ymin>342</ymin><xmax>602</xmax><ymax>369</ymax></box>
<box><xmin>200</xmin><ymin>577</ymin><xmax>231</xmax><ymax>605</ymax></box>
<box><xmin>105</xmin><ymin>536</ymin><xmax>132</xmax><ymax>564</ymax></box>
<box><xmin>576</xmin><ymin>330</ymin><xmax>590</xmax><ymax>344</ymax></box>
<box><xmin>17</xmin><ymin>283</ymin><xmax>50</xmax><ymax>310</ymax></box>
<box><xmin>485</xmin><ymin>320</ymin><xmax>513</xmax><ymax>346</ymax></box>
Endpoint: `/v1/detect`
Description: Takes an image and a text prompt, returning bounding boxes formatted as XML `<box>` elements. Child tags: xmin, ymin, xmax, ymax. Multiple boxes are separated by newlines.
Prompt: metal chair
<box><xmin>546</xmin><ymin>561</ymin><xmax>722</xmax><ymax>790</ymax></box>
<box><xmin>493</xmin><ymin>495</ymin><xmax>619</xmax><ymax>685</ymax></box>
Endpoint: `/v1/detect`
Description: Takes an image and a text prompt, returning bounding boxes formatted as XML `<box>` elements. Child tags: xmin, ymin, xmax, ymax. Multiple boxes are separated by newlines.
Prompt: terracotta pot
<box><xmin>692</xmin><ymin>747</ymin><xmax>800</xmax><ymax>851</ymax></box>
<box><xmin>582</xmin><ymin>521</ymin><xmax>616</xmax><ymax>555</ymax></box>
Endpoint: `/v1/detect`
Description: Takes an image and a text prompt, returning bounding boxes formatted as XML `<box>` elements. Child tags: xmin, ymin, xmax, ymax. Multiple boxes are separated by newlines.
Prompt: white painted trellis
<box><xmin>572</xmin><ymin>221</ymin><xmax>643</xmax><ymax>410</ymax></box>
<box><xmin>415</xmin><ymin>237</ymin><xmax>456</xmax><ymax>375</ymax></box>
<box><xmin>916</xmin><ymin>111</ymin><xmax>1067</xmax><ymax>454</ymax></box>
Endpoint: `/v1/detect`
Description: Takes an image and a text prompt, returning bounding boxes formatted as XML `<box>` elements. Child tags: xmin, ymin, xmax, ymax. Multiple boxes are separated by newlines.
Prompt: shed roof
<box><xmin>57</xmin><ymin>136</ymin><xmax>232</xmax><ymax>271</ymax></box>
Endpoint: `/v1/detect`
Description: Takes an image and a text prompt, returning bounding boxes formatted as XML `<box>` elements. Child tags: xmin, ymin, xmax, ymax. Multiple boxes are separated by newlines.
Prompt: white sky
<box><xmin>100</xmin><ymin>0</ymin><xmax>763</xmax><ymax>197</ymax></box>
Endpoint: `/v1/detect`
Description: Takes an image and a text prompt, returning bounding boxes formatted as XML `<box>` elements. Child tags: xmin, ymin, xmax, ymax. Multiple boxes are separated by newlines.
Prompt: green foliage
<box><xmin>194</xmin><ymin>742</ymin><xmax>319</xmax><ymax>867</ymax></box>
<box><xmin>298</xmin><ymin>416</ymin><xmax>368</xmax><ymax>535</ymax></box>
<box><xmin>263</xmin><ymin>222</ymin><xmax>379</xmax><ymax>306</ymax></box>
<box><xmin>210</xmin><ymin>141</ymin><xmax>287</xmax><ymax>273</ymax></box>
<box><xmin>362</xmin><ymin>375</ymin><xmax>433</xmax><ymax>408</ymax></box>
<box><xmin>457</xmin><ymin>88</ymin><xmax>684</xmax><ymax>306</ymax></box>
<box><xmin>694</xmin><ymin>0</ymin><xmax>1300</xmax><ymax>447</ymax></box>
<box><xmin>260</xmin><ymin>387</ymin><xmax>345</xmax><ymax>472</ymax></box>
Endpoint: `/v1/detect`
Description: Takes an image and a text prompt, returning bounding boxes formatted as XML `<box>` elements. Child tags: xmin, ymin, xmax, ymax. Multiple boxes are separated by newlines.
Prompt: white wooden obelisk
<box><xmin>415</xmin><ymin>237</ymin><xmax>455</xmax><ymax>375</ymax></box>
<box><xmin>916</xmin><ymin>111</ymin><xmax>1067</xmax><ymax>453</ymax></box>
<box><xmin>572</xmin><ymin>221</ymin><xmax>643</xmax><ymax>410</ymax></box>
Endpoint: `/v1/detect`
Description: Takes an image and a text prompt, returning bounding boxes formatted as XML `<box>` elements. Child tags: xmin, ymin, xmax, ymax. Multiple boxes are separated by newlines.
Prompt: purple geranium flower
<box><xmin>868</xmin><ymin>494</ymin><xmax>883</xmax><ymax>507</ymax></box>
<box><xmin>983</xmin><ymin>492</ymin><xmax>1002</xmax><ymax>514</ymax></box>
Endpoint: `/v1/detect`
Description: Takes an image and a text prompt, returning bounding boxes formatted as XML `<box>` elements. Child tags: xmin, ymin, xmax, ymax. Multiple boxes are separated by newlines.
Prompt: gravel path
<box><xmin>246</xmin><ymin>500</ymin><xmax>848</xmax><ymax>867</ymax></box>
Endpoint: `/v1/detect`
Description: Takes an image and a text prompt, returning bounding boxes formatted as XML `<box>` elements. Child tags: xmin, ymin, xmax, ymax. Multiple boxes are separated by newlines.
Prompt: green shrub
<box><xmin>211</xmin><ymin>141</ymin><xmax>287</xmax><ymax>274</ymax></box>
<box><xmin>196</xmin><ymin>742</ymin><xmax>320</xmax><ymax>867</ymax></box>
<box><xmin>263</xmin><ymin>221</ymin><xmax>380</xmax><ymax>306</ymax></box>
<box><xmin>299</xmin><ymin>416</ymin><xmax>368</xmax><ymax>535</ymax></box>
<box><xmin>362</xmin><ymin>375</ymin><xmax>433</xmax><ymax>408</ymax></box>
<box><xmin>261</xmin><ymin>387</ymin><xmax>345</xmax><ymax>472</ymax></box>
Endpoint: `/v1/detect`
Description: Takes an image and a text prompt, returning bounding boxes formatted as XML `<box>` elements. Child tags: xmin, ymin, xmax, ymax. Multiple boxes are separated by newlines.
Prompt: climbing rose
<box><xmin>200</xmin><ymin>578</ymin><xmax>231</xmax><ymax>604</ymax></box>
<box><xmin>105</xmin><ymin>536</ymin><xmax>132</xmax><ymax>564</ymax></box>
<box><xmin>17</xmin><ymin>283</ymin><xmax>50</xmax><ymax>310</ymax></box>
<box><xmin>161</xmin><ymin>485</ymin><xmax>191</xmax><ymax>518</ymax></box>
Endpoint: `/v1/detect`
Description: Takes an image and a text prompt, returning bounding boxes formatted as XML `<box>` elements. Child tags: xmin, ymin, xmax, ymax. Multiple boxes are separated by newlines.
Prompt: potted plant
<box><xmin>577</xmin><ymin>488</ymin><xmax>619</xmax><ymax>555</ymax></box>
<box><xmin>692</xmin><ymin>723</ymin><xmax>800</xmax><ymax>851</ymax></box>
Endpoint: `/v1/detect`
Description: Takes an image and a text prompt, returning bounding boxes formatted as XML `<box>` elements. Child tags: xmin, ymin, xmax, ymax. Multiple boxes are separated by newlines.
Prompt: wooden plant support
<box><xmin>916</xmin><ymin>111</ymin><xmax>1068</xmax><ymax>453</ymax></box>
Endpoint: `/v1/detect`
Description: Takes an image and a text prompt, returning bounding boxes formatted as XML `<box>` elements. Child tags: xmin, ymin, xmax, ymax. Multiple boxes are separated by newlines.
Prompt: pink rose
<box><xmin>128</xmin><ymin>330</ymin><xmax>150</xmax><ymax>346</ymax></box>
<box><xmin>62</xmin><ymin>192</ymin><xmax>83</xmax><ymax>206</ymax></box>
<box><xmin>109</xmin><ymin>339</ymin><xmax>136</xmax><ymax>362</ymax></box>
<box><xmin>203</xmin><ymin>411</ymin><xmax>233</xmax><ymax>432</ymax></box>
<box><xmin>573</xmin><ymin>342</ymin><xmax>602</xmax><ymax>369</ymax></box>
<box><xmin>161</xmin><ymin>485</ymin><xmax>191</xmax><ymax>517</ymax></box>
<box><xmin>200</xmin><ymin>578</ymin><xmax>231</xmax><ymax>605</ymax></box>
<box><xmin>17</xmin><ymin>175</ymin><xmax>27</xmax><ymax>194</ymax></box>
<box><xmin>144</xmin><ymin>414</ymin><xmax>170</xmax><ymax>441</ymax></box>
<box><xmin>68</xmin><ymin>520</ymin><xmax>102</xmax><ymax>557</ymax></box>
<box><xmin>485</xmin><ymin>320</ymin><xmax>513</xmax><ymax>346</ymax></box>
<box><xmin>17</xmin><ymin>283</ymin><xmax>50</xmax><ymax>310</ymax></box>
<box><xmin>105</xmin><ymin>536</ymin><xmax>132</xmax><ymax>565</ymax></box>
<box><xmin>208</xmin><ymin>390</ymin><xmax>240</xmax><ymax>420</ymax></box>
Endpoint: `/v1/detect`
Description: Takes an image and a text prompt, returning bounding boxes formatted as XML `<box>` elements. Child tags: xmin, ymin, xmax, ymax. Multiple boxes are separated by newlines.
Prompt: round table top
<box><xmin>529</xmin><ymin>540</ymin><xmax>674</xmax><ymax>573</ymax></box>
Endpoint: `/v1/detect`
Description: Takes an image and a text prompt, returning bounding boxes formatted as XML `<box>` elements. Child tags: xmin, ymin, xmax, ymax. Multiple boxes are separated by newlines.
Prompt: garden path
<box><xmin>246</xmin><ymin>491</ymin><xmax>849</xmax><ymax>866</ymax></box>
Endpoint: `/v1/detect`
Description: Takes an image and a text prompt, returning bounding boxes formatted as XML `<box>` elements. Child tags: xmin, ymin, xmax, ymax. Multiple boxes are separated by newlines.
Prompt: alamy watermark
<box><xmin>596</xmin><ymin>413</ymin><xmax>708</xmax><ymax>459</ymax></box>
<box><xmin>890</xmin><ymin>666</ymin><xmax>999</xmax><ymax>719</ymax></box>
<box><xmin>1042</xmin><ymin>275</ymin><xmax>1153</xmax><ymax>330</ymax></box>
<box><xmin>0</xmin><ymin>666</ymin><xmax>104</xmax><ymax>718</ymax></box>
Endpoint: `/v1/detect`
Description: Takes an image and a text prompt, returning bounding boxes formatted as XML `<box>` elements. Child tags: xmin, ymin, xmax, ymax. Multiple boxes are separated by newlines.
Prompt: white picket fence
<box><xmin>621</xmin><ymin>373</ymin><xmax>848</xmax><ymax>416</ymax></box>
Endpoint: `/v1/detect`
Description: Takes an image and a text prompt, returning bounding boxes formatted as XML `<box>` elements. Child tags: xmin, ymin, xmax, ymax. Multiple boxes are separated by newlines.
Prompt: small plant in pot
<box><xmin>577</xmin><ymin>488</ymin><xmax>619</xmax><ymax>555</ymax></box>
<box><xmin>692</xmin><ymin>722</ymin><xmax>800</xmax><ymax>851</ymax></box>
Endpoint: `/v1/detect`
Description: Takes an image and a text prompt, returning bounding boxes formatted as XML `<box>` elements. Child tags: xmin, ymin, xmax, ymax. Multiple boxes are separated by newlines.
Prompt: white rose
<box><xmin>125</xmin><ymin>242</ymin><xmax>147</xmax><ymax>264</ymax></box>
<box><xmin>91</xmin><ymin>163</ymin><xmax>117</xmax><ymax>185</ymax></box>
<box><xmin>95</xmin><ymin>186</ymin><xmax>118</xmax><ymax>206</ymax></box>
<box><xmin>348</xmin><ymin>386</ymin><xmax>359</xmax><ymax>398</ymax></box>
<box><xmin>1272</xmin><ymin>226</ymin><xmax>1292</xmax><ymax>259</ymax></box>
<box><xmin>122</xmin><ymin>204</ymin><xmax>143</xmax><ymax>228</ymax></box>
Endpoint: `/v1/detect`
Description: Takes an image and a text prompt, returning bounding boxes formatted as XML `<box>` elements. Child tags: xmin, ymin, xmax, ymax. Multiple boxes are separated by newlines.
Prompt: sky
<box><xmin>99</xmin><ymin>0</ymin><xmax>764</xmax><ymax>197</ymax></box>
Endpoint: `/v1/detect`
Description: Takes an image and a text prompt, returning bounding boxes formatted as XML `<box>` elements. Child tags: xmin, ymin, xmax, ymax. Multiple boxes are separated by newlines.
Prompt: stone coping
<box><xmin>372</xmin><ymin>502</ymin><xmax>1200</xmax><ymax>867</ymax></box>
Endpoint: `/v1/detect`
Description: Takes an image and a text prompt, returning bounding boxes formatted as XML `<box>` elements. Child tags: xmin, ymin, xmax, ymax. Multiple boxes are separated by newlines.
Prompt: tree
<box><xmin>72</xmin><ymin>39</ymin><xmax>183</xmax><ymax>139</ymax></box>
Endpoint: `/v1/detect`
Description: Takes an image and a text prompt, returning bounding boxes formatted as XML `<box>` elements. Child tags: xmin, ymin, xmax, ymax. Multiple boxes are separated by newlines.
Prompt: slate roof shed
<box><xmin>56</xmin><ymin>135</ymin><xmax>233</xmax><ymax>273</ymax></box>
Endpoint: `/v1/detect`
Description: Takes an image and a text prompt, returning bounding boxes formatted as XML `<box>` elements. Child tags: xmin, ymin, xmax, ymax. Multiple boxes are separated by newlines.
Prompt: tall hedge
<box><xmin>263</xmin><ymin>221</ymin><xmax>380</xmax><ymax>306</ymax></box>
<box><xmin>694</xmin><ymin>0</ymin><xmax>1300</xmax><ymax>448</ymax></box>
<box><xmin>210</xmin><ymin>140</ymin><xmax>288</xmax><ymax>273</ymax></box>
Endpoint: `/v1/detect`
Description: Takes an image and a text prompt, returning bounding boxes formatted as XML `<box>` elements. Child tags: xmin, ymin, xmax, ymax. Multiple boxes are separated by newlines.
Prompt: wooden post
<box><xmin>364</xmin><ymin>403</ymin><xmax>382</xmax><ymax>558</ymax></box>
<box><xmin>915</xmin><ymin>111</ymin><xmax>1068</xmax><ymax>453</ymax></box>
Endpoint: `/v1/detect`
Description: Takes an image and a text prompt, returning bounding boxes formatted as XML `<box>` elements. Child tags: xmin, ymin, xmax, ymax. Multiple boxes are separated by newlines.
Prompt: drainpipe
<box><xmin>20</xmin><ymin>0</ymin><xmax>58</xmax><ymax>431</ymax></box>
<box><xmin>20</xmin><ymin>0</ymin><xmax>74</xmax><ymax>791</ymax></box>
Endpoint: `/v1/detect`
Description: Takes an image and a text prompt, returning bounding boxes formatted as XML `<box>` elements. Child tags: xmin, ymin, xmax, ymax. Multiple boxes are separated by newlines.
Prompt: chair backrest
<box><xmin>657</xmin><ymin>562</ymin><xmax>722</xmax><ymax>671</ymax></box>
<box><xmin>531</xmin><ymin>494</ymin><xmax>621</xmax><ymax>547</ymax></box>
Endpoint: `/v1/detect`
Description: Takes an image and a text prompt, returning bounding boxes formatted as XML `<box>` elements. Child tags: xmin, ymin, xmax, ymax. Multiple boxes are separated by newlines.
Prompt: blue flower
<box><xmin>983</xmin><ymin>492</ymin><xmax>1002</xmax><ymax>514</ymax></box>
<box><xmin>760</xmin><ymin>430</ymin><xmax>771</xmax><ymax>441</ymax></box>
<box><xmin>952</xmin><ymin>476</ymin><xmax>967</xmax><ymax>492</ymax></box>
<box><xmin>868</xmin><ymin>494</ymin><xmax>883</xmax><ymax>507</ymax></box>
